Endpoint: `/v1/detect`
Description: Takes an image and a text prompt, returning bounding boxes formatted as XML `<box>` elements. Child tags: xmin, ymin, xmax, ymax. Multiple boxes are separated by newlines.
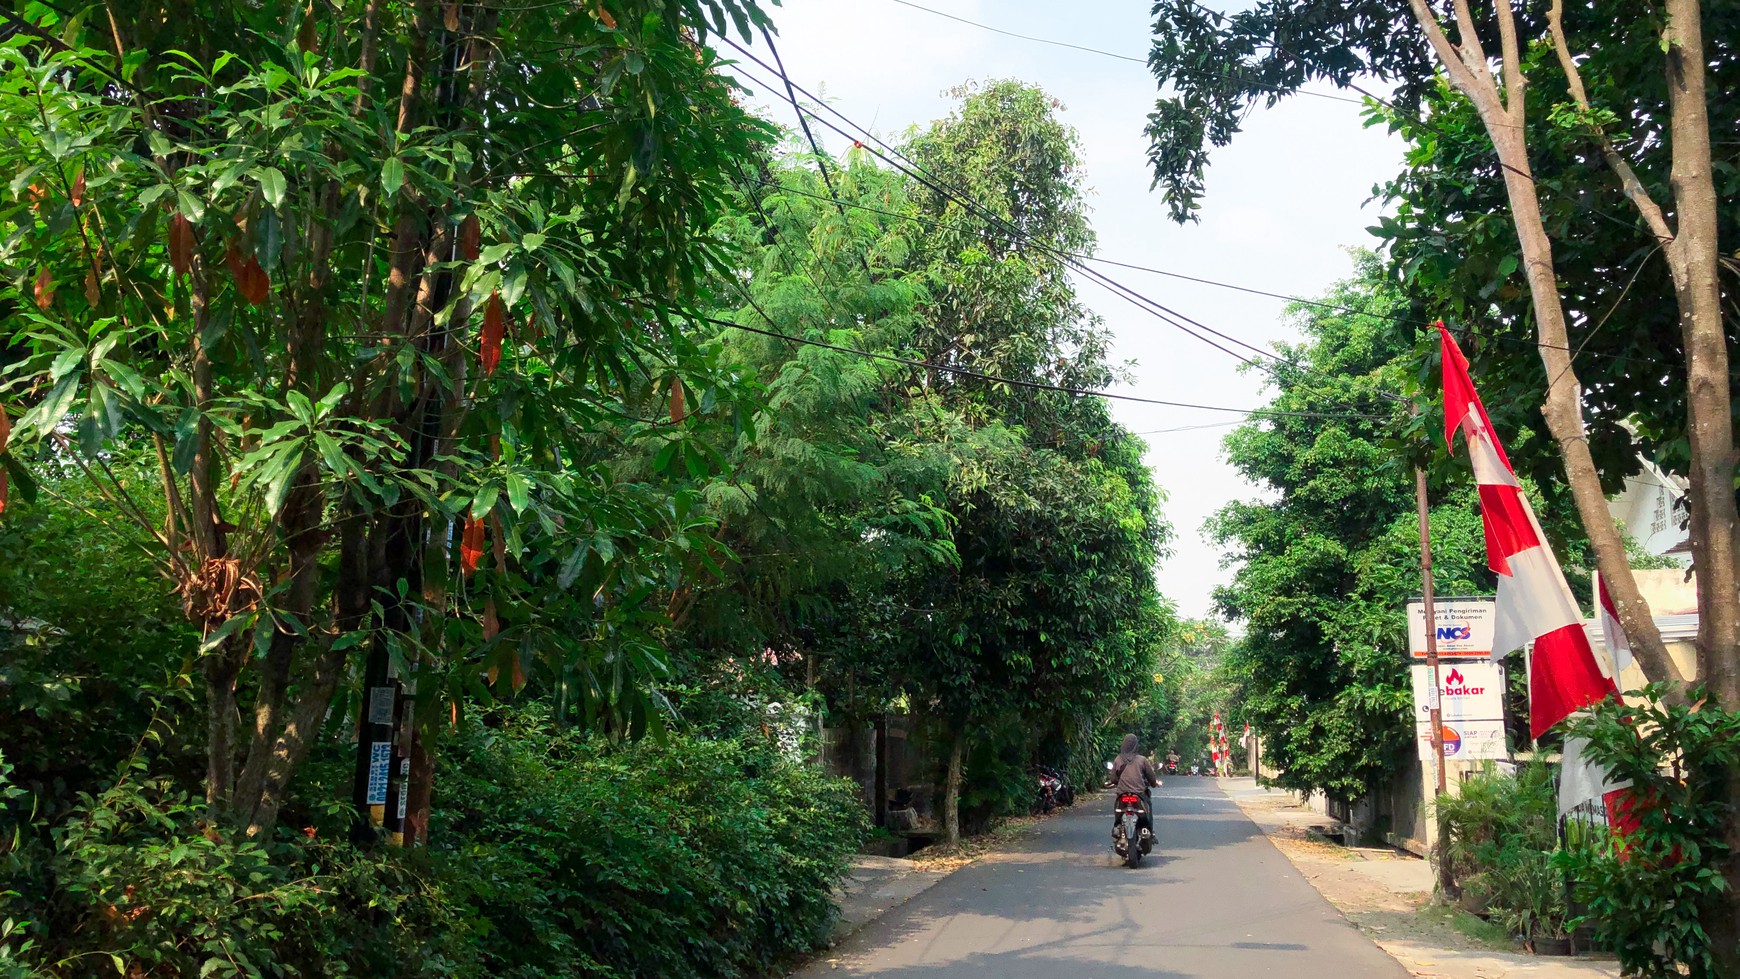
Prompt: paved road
<box><xmin>798</xmin><ymin>777</ymin><xmax>1408</xmax><ymax>978</ymax></box>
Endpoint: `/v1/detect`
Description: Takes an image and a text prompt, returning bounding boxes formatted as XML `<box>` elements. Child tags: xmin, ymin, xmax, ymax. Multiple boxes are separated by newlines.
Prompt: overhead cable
<box><xmin>724</xmin><ymin>50</ymin><xmax>1664</xmax><ymax>371</ymax></box>
<box><xmin>879</xmin><ymin>0</ymin><xmax>1367</xmax><ymax>106</ymax></box>
<box><xmin>717</xmin><ymin>41</ymin><xmax>1412</xmax><ymax>403</ymax></box>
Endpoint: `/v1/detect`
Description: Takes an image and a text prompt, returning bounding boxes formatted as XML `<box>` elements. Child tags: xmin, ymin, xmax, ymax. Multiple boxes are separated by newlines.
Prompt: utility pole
<box><xmin>1414</xmin><ymin>462</ymin><xmax>1454</xmax><ymax>897</ymax></box>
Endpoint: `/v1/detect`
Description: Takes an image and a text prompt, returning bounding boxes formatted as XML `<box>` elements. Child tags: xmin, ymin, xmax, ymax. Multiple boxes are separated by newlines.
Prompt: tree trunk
<box><xmin>874</xmin><ymin>714</ymin><xmax>889</xmax><ymax>828</ymax></box>
<box><xmin>943</xmin><ymin>726</ymin><xmax>964</xmax><ymax>844</ymax></box>
<box><xmin>1485</xmin><ymin>130</ymin><xmax>1686</xmax><ymax>692</ymax></box>
<box><xmin>1411</xmin><ymin>2</ymin><xmax>1738</xmax><ymax>966</ymax></box>
<box><xmin>1658</xmin><ymin>2</ymin><xmax>1740</xmax><ymax>969</ymax></box>
<box><xmin>203</xmin><ymin>643</ymin><xmax>243</xmax><ymax>808</ymax></box>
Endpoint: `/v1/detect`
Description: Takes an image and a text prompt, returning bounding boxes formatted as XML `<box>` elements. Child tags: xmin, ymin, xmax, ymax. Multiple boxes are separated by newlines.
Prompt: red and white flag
<box><xmin>1595</xmin><ymin>572</ymin><xmax>1634</xmax><ymax>677</ymax></box>
<box><xmin>1440</xmin><ymin>324</ymin><xmax>1617</xmax><ymax>739</ymax></box>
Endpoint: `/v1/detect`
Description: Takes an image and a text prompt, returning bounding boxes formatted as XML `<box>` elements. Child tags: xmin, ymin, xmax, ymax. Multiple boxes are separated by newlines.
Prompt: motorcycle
<box><xmin>1164</xmin><ymin>760</ymin><xmax>1179</xmax><ymax>776</ymax></box>
<box><xmin>1033</xmin><ymin>766</ymin><xmax>1076</xmax><ymax>813</ymax></box>
<box><xmin>1034</xmin><ymin>769</ymin><xmax>1063</xmax><ymax>814</ymax></box>
<box><xmin>1103</xmin><ymin>761</ymin><xmax>1155</xmax><ymax>868</ymax></box>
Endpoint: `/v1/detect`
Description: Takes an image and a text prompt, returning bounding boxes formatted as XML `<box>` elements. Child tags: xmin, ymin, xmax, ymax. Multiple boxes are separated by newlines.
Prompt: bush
<box><xmin>1</xmin><ymin>711</ymin><xmax>866</xmax><ymax>978</ymax></box>
<box><xmin>1558</xmin><ymin>687</ymin><xmax>1740</xmax><ymax>979</ymax></box>
<box><xmin>1435</xmin><ymin>763</ymin><xmax>1565</xmax><ymax>941</ymax></box>
<box><xmin>432</xmin><ymin>709</ymin><xmax>869</xmax><ymax>978</ymax></box>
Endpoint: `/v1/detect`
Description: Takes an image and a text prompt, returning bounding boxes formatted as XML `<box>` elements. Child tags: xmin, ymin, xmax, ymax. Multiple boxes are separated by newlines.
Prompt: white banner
<box><xmin>1410</xmin><ymin>661</ymin><xmax>1506</xmax><ymax>724</ymax></box>
<box><xmin>1407</xmin><ymin>598</ymin><xmax>1498</xmax><ymax>659</ymax></box>
<box><xmin>1416</xmin><ymin>719</ymin><xmax>1508</xmax><ymax>761</ymax></box>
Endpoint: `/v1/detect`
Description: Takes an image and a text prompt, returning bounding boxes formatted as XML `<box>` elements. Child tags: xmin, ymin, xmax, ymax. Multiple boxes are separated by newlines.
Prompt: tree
<box><xmin>1211</xmin><ymin>255</ymin><xmax>1504</xmax><ymax>800</ymax></box>
<box><xmin>0</xmin><ymin>0</ymin><xmax>774</xmax><ymax>837</ymax></box>
<box><xmin>1147</xmin><ymin>5</ymin><xmax>1739</xmax><ymax>962</ymax></box>
<box><xmin>696</xmin><ymin>83</ymin><xmax>1173</xmax><ymax>843</ymax></box>
<box><xmin>892</xmin><ymin>81</ymin><xmax>1170</xmax><ymax>840</ymax></box>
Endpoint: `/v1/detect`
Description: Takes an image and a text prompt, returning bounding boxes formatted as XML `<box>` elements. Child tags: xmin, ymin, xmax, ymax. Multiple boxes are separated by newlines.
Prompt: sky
<box><xmin>735</xmin><ymin>0</ymin><xmax>1404</xmax><ymax>619</ymax></box>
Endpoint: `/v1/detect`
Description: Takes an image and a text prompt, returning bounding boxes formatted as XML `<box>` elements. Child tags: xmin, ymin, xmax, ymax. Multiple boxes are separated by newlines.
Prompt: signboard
<box><xmin>1407</xmin><ymin>598</ymin><xmax>1497</xmax><ymax>659</ymax></box>
<box><xmin>365</xmin><ymin>742</ymin><xmax>392</xmax><ymax>805</ymax></box>
<box><xmin>1410</xmin><ymin>661</ymin><xmax>1505</xmax><ymax>724</ymax></box>
<box><xmin>367</xmin><ymin>686</ymin><xmax>396</xmax><ymax>725</ymax></box>
<box><xmin>1416</xmin><ymin>720</ymin><xmax>1508</xmax><ymax>761</ymax></box>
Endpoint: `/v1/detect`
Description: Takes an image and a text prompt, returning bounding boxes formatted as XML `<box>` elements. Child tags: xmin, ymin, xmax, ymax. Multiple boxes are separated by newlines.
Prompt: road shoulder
<box><xmin>1220</xmin><ymin>777</ymin><xmax>1622</xmax><ymax>979</ymax></box>
<box><xmin>827</xmin><ymin>808</ymin><xmax>1057</xmax><ymax>945</ymax></box>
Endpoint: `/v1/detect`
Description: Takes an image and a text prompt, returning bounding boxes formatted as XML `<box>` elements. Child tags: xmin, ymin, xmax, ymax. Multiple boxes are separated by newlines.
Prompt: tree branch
<box><xmin>1545</xmin><ymin>0</ymin><xmax>1675</xmax><ymax>245</ymax></box>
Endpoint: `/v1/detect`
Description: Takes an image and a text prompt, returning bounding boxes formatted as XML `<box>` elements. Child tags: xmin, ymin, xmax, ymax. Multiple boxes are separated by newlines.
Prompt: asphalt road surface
<box><xmin>798</xmin><ymin>777</ymin><xmax>1409</xmax><ymax>978</ymax></box>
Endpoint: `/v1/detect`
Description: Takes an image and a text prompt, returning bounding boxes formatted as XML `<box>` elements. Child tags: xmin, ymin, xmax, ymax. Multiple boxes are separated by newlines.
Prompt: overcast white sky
<box><xmin>735</xmin><ymin>0</ymin><xmax>1404</xmax><ymax>619</ymax></box>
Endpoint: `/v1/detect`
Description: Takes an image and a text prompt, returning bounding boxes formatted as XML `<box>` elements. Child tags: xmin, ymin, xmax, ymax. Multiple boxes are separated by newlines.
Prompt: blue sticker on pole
<box><xmin>366</xmin><ymin>742</ymin><xmax>391</xmax><ymax>805</ymax></box>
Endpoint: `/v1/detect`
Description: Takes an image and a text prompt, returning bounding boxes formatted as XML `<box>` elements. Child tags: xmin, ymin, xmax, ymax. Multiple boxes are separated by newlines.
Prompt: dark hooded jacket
<box><xmin>1111</xmin><ymin>734</ymin><xmax>1158</xmax><ymax>795</ymax></box>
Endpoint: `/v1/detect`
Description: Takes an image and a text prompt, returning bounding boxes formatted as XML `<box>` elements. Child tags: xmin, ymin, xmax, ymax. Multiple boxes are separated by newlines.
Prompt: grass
<box><xmin>1418</xmin><ymin>902</ymin><xmax>1518</xmax><ymax>952</ymax></box>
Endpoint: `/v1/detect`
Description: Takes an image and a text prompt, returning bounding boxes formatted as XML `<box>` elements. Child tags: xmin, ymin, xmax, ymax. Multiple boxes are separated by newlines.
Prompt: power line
<box><xmin>756</xmin><ymin>24</ymin><xmax>872</xmax><ymax>278</ymax></box>
<box><xmin>732</xmin><ymin>93</ymin><xmax>1666</xmax><ymax>371</ymax></box>
<box><xmin>879</xmin><ymin>0</ymin><xmax>1674</xmax><ymax>351</ymax></box>
<box><xmin>880</xmin><ymin>0</ymin><xmax>1367</xmax><ymax>106</ymax></box>
<box><xmin>717</xmin><ymin>42</ymin><xmax>1413</xmax><ymax>404</ymax></box>
<box><xmin>682</xmin><ymin>301</ymin><xmax>1394</xmax><ymax>422</ymax></box>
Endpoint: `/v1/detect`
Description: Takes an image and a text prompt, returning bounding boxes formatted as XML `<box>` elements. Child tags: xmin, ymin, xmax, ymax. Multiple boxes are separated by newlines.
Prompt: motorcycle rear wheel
<box><xmin>1122</xmin><ymin>814</ymin><xmax>1141</xmax><ymax>868</ymax></box>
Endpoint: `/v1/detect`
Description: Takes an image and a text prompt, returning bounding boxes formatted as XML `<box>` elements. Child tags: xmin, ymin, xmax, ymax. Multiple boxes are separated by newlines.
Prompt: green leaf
<box><xmin>381</xmin><ymin>157</ymin><xmax>405</xmax><ymax>197</ymax></box>
<box><xmin>255</xmin><ymin>166</ymin><xmax>287</xmax><ymax>208</ymax></box>
<box><xmin>470</xmin><ymin>484</ymin><xmax>500</xmax><ymax>519</ymax></box>
<box><xmin>506</xmin><ymin>473</ymin><xmax>531</xmax><ymax>513</ymax></box>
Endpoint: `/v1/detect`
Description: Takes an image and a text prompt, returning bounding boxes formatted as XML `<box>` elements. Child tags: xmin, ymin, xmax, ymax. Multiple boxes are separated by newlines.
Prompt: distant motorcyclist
<box><xmin>1110</xmin><ymin>733</ymin><xmax>1160</xmax><ymax>843</ymax></box>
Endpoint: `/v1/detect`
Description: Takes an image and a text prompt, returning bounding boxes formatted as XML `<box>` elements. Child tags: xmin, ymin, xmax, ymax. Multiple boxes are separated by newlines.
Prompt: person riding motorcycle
<box><xmin>1109</xmin><ymin>733</ymin><xmax>1160</xmax><ymax>846</ymax></box>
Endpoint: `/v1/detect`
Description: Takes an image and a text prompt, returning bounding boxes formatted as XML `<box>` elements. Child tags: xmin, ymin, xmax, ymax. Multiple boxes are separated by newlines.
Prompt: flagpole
<box><xmin>1414</xmin><ymin>460</ymin><xmax>1454</xmax><ymax>898</ymax></box>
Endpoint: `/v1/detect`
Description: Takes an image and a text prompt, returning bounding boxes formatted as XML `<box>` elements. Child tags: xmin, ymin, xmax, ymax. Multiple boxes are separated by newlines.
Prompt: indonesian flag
<box><xmin>1440</xmin><ymin>325</ymin><xmax>1616</xmax><ymax>739</ymax></box>
<box><xmin>1595</xmin><ymin>572</ymin><xmax>1635</xmax><ymax>677</ymax></box>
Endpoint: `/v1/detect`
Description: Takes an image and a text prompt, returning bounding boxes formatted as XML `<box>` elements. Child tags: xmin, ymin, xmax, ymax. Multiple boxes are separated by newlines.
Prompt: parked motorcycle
<box><xmin>1034</xmin><ymin>769</ymin><xmax>1062</xmax><ymax>814</ymax></box>
<box><xmin>1040</xmin><ymin>766</ymin><xmax>1074</xmax><ymax>807</ymax></box>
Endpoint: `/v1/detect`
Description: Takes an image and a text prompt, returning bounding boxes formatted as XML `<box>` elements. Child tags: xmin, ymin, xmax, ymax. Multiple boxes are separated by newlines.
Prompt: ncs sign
<box><xmin>1407</xmin><ymin>598</ymin><xmax>1497</xmax><ymax>659</ymax></box>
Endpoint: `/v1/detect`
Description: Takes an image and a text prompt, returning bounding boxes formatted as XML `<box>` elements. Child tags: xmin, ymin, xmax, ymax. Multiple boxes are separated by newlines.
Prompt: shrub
<box><xmin>1435</xmin><ymin>763</ymin><xmax>1566</xmax><ymax>942</ymax></box>
<box><xmin>1557</xmin><ymin>687</ymin><xmax>1740</xmax><ymax>979</ymax></box>
<box><xmin>1436</xmin><ymin>763</ymin><xmax>1557</xmax><ymax>890</ymax></box>
<box><xmin>1</xmin><ymin>711</ymin><xmax>866</xmax><ymax>978</ymax></box>
<box><xmin>2</xmin><ymin>773</ymin><xmax>476</xmax><ymax>977</ymax></box>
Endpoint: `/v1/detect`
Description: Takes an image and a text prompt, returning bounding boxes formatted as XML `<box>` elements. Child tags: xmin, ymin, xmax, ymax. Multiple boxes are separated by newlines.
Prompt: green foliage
<box><xmin>3</xmin><ymin>774</ymin><xmax>476</xmax><ymax>977</ymax></box>
<box><xmin>1109</xmin><ymin>618</ymin><xmax>1237</xmax><ymax>765</ymax></box>
<box><xmin>1436</xmin><ymin>764</ymin><xmax>1563</xmax><ymax>940</ymax></box>
<box><xmin>1559</xmin><ymin>689</ymin><xmax>1740</xmax><ymax>978</ymax></box>
<box><xmin>431</xmin><ymin>710</ymin><xmax>868</xmax><ymax>978</ymax></box>
<box><xmin>0</xmin><ymin>0</ymin><xmax>777</xmax><ymax>830</ymax></box>
<box><xmin>1</xmin><ymin>713</ymin><xmax>863</xmax><ymax>978</ymax></box>
<box><xmin>1211</xmin><ymin>254</ymin><xmax>1484</xmax><ymax>801</ymax></box>
<box><xmin>694</xmin><ymin>80</ymin><xmax>1174</xmax><ymax>829</ymax></box>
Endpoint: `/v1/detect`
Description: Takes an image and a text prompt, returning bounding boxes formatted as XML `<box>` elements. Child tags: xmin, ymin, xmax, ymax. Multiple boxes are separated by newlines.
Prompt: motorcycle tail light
<box><xmin>1119</xmin><ymin>794</ymin><xmax>1141</xmax><ymax>805</ymax></box>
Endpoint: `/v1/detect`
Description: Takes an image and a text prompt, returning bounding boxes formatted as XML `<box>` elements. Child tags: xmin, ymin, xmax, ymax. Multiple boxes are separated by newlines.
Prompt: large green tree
<box><xmin>687</xmin><ymin>83</ymin><xmax>1174</xmax><ymax>842</ymax></box>
<box><xmin>0</xmin><ymin>0</ymin><xmax>773</xmax><ymax>837</ymax></box>
<box><xmin>1211</xmin><ymin>256</ymin><xmax>1496</xmax><ymax>800</ymax></box>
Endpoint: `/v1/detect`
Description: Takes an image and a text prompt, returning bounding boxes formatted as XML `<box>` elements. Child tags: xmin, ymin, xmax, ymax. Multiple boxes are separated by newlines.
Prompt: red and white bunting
<box><xmin>1439</xmin><ymin>324</ymin><xmax>1617</xmax><ymax>739</ymax></box>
